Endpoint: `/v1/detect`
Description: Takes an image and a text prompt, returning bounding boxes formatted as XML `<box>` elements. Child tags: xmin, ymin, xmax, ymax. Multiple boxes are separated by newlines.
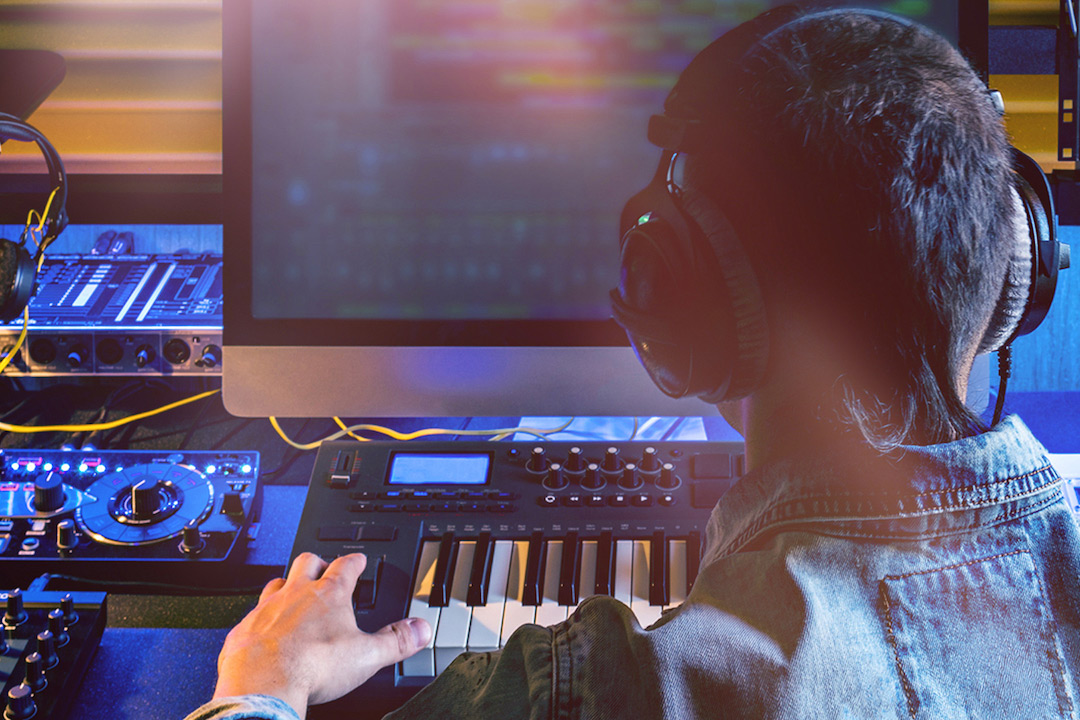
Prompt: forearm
<box><xmin>183</xmin><ymin>695</ymin><xmax>300</xmax><ymax>720</ymax></box>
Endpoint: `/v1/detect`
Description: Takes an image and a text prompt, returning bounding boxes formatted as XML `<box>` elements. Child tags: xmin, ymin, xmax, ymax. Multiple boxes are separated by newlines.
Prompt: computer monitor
<box><xmin>222</xmin><ymin>0</ymin><xmax>974</xmax><ymax>418</ymax></box>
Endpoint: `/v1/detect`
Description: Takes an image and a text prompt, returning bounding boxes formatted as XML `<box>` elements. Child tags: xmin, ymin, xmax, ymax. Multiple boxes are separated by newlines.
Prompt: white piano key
<box><xmin>468</xmin><ymin>540</ymin><xmax>513</xmax><ymax>652</ymax></box>
<box><xmin>401</xmin><ymin>540</ymin><xmax>442</xmax><ymax>677</ymax></box>
<box><xmin>434</xmin><ymin>540</ymin><xmax>475</xmax><ymax>674</ymax></box>
<box><xmin>575</xmin><ymin>539</ymin><xmax>598</xmax><ymax>609</ymax></box>
<box><xmin>630</xmin><ymin>540</ymin><xmax>663</xmax><ymax>629</ymax></box>
<box><xmin>534</xmin><ymin>540</ymin><xmax>568</xmax><ymax>627</ymax></box>
<box><xmin>664</xmin><ymin>540</ymin><xmax>688</xmax><ymax>613</ymax></box>
<box><xmin>613</xmin><ymin>539</ymin><xmax>633</xmax><ymax>606</ymax></box>
<box><xmin>500</xmin><ymin>540</ymin><xmax>537</xmax><ymax>647</ymax></box>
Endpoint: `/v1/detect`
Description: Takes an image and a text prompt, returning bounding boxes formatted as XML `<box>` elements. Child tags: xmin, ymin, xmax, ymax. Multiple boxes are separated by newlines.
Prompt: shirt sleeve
<box><xmin>182</xmin><ymin>695</ymin><xmax>301</xmax><ymax>720</ymax></box>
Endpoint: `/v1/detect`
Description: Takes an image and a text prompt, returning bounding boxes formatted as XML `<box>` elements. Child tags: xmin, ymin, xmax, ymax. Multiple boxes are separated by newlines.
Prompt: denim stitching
<box><xmin>720</xmin><ymin>473</ymin><xmax>1061</xmax><ymax>557</ymax></box>
<box><xmin>879</xmin><ymin>583</ymin><xmax>918</xmax><ymax>720</ymax></box>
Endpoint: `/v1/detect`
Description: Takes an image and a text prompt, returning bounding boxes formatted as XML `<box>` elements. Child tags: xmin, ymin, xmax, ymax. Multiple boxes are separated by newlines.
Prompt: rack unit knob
<box><xmin>23</xmin><ymin>652</ymin><xmax>47</xmax><ymax>693</ymax></box>
<box><xmin>580</xmin><ymin>463</ymin><xmax>604</xmax><ymax>491</ymax></box>
<box><xmin>564</xmin><ymin>447</ymin><xmax>586</xmax><ymax>473</ymax></box>
<box><xmin>526</xmin><ymin>446</ymin><xmax>548</xmax><ymax>473</ymax></box>
<box><xmin>4</xmin><ymin>684</ymin><xmax>36</xmax><ymax>720</ymax></box>
<box><xmin>542</xmin><ymin>463</ymin><xmax>567</xmax><ymax>491</ymax></box>
<box><xmin>618</xmin><ymin>463</ymin><xmax>643</xmax><ymax>491</ymax></box>
<box><xmin>3</xmin><ymin>589</ymin><xmax>28</xmax><ymax>627</ymax></box>
<box><xmin>33</xmin><ymin>471</ymin><xmax>66</xmax><ymax>513</ymax></box>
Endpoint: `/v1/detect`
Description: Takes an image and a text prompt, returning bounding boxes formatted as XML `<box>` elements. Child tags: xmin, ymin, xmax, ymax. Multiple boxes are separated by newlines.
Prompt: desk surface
<box><xmin>6</xmin><ymin>390</ymin><xmax>1078</xmax><ymax>720</ymax></box>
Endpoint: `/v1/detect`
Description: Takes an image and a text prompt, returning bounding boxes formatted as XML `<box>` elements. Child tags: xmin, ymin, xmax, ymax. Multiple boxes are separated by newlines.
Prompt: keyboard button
<box><xmin>538</xmin><ymin>494</ymin><xmax>559</xmax><ymax>508</ymax></box>
<box><xmin>348</xmin><ymin>502</ymin><xmax>373</xmax><ymax>513</ymax></box>
<box><xmin>434</xmin><ymin>540</ymin><xmax>476</xmax><ymax>674</ymax></box>
<box><xmin>609</xmin><ymin>494</ymin><xmax>628</xmax><ymax>507</ymax></box>
<box><xmin>500</xmin><ymin>540</ymin><xmax>537</xmax><ymax>646</ymax></box>
<box><xmin>586</xmin><ymin>494</ymin><xmax>606</xmax><ymax>507</ymax></box>
<box><xmin>686</xmin><ymin>532</ymin><xmax>701</xmax><ymax>589</ymax></box>
<box><xmin>594</xmin><ymin>531</ymin><xmax>614</xmax><ymax>596</ymax></box>
<box><xmin>649</xmin><ymin>531</ymin><xmax>669</xmax><ymax>607</ymax></box>
<box><xmin>535</xmin><ymin>540</ymin><xmax>568</xmax><ymax>627</ymax></box>
<box><xmin>468</xmin><ymin>540</ymin><xmax>513</xmax><ymax>652</ymax></box>
<box><xmin>400</xmin><ymin>541</ymin><xmax>442</xmax><ymax>677</ymax></box>
<box><xmin>429</xmin><ymin>532</ymin><xmax>457</xmax><ymax>607</ymax></box>
<box><xmin>558</xmin><ymin>532</ymin><xmax>581</xmax><ymax>606</ymax></box>
<box><xmin>467</xmin><ymin>532</ymin><xmax>494</xmax><ymax>606</ymax></box>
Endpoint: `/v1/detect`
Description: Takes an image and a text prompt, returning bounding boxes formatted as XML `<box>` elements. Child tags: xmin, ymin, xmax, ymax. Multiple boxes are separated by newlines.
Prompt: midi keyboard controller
<box><xmin>292</xmin><ymin>439</ymin><xmax>745</xmax><ymax>719</ymax></box>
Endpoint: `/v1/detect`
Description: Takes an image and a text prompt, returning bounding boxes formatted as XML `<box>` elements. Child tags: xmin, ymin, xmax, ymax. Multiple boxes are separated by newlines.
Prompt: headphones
<box><xmin>610</xmin><ymin>6</ymin><xmax>1069</xmax><ymax>405</ymax></box>
<box><xmin>0</xmin><ymin>111</ymin><xmax>68</xmax><ymax>323</ymax></box>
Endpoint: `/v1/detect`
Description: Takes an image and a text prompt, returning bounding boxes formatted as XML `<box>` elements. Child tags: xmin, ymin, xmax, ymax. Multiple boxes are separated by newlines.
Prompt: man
<box><xmin>187</xmin><ymin>8</ymin><xmax>1078</xmax><ymax>719</ymax></box>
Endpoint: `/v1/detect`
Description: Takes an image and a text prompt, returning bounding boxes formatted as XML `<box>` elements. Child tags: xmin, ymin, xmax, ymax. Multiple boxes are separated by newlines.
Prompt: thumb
<box><xmin>367</xmin><ymin>617</ymin><xmax>432</xmax><ymax>669</ymax></box>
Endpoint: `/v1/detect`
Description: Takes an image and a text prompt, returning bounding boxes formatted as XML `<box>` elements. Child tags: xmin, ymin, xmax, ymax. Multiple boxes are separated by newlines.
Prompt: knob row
<box><xmin>527</xmin><ymin>446</ymin><xmax>668</xmax><ymax>475</ymax></box>
<box><xmin>542</xmin><ymin>461</ymin><xmax>680</xmax><ymax>492</ymax></box>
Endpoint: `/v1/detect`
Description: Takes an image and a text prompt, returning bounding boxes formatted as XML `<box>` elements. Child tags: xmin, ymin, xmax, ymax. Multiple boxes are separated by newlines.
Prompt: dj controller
<box><xmin>290</xmin><ymin>439</ymin><xmax>746</xmax><ymax>719</ymax></box>
<box><xmin>0</xmin><ymin>449</ymin><xmax>261</xmax><ymax>589</ymax></box>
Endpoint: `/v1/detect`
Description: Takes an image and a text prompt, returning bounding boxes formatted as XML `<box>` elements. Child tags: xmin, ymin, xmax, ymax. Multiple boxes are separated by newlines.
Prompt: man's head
<box><xmin>681</xmin><ymin>9</ymin><xmax>1020</xmax><ymax>449</ymax></box>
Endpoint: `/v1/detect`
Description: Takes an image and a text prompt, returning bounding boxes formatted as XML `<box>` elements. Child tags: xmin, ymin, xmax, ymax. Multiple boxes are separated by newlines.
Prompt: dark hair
<box><xmin>688</xmin><ymin>11</ymin><xmax>1017</xmax><ymax>450</ymax></box>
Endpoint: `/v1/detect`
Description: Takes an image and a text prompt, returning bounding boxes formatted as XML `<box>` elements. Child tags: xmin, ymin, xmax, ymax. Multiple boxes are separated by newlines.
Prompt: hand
<box><xmin>213</xmin><ymin>552</ymin><xmax>432</xmax><ymax>719</ymax></box>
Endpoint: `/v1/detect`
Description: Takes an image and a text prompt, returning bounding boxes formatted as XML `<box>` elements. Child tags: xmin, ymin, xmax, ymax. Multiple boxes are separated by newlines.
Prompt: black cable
<box><xmin>991</xmin><ymin>344</ymin><xmax>1013</xmax><ymax>427</ymax></box>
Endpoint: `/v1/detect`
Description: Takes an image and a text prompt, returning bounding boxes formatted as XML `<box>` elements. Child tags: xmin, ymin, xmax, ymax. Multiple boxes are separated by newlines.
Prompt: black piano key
<box><xmin>429</xmin><ymin>531</ymin><xmax>458</xmax><ymax>607</ymax></box>
<box><xmin>686</xmin><ymin>531</ymin><xmax>701</xmax><ymax>590</ymax></box>
<box><xmin>649</xmin><ymin>530</ymin><xmax>669</xmax><ymax>606</ymax></box>
<box><xmin>467</xmin><ymin>531</ymin><xmax>495</xmax><ymax>606</ymax></box>
<box><xmin>558</xmin><ymin>531</ymin><xmax>581</xmax><ymax>606</ymax></box>
<box><xmin>523</xmin><ymin>530</ymin><xmax>546</xmax><ymax>606</ymax></box>
<box><xmin>595</xmin><ymin>530</ymin><xmax>614</xmax><ymax>596</ymax></box>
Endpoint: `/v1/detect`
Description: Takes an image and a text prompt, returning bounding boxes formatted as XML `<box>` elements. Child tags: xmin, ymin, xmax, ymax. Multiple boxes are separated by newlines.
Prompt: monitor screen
<box><xmin>222</xmin><ymin>0</ymin><xmax>970</xmax><ymax>418</ymax></box>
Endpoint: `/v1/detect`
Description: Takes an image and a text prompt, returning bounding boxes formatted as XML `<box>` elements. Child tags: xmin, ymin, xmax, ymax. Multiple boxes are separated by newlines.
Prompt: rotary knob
<box><xmin>640</xmin><ymin>447</ymin><xmax>661</xmax><ymax>472</ymax></box>
<box><xmin>542</xmin><ymin>463</ymin><xmax>567</xmax><ymax>491</ymax></box>
<box><xmin>601</xmin><ymin>447</ymin><xmax>622</xmax><ymax>473</ymax></box>
<box><xmin>36</xmin><ymin>630</ymin><xmax>58</xmax><ymax>669</ymax></box>
<box><xmin>618</xmin><ymin>463</ymin><xmax>643</xmax><ymax>491</ymax></box>
<box><xmin>565</xmin><ymin>447</ymin><xmax>586</xmax><ymax>473</ymax></box>
<box><xmin>134</xmin><ymin>344</ymin><xmax>156</xmax><ymax>368</ymax></box>
<box><xmin>180</xmin><ymin>521</ymin><xmax>206</xmax><ymax>555</ymax></box>
<box><xmin>66</xmin><ymin>343</ymin><xmax>90</xmax><ymax>369</ymax></box>
<box><xmin>47</xmin><ymin>609</ymin><xmax>69</xmax><ymax>647</ymax></box>
<box><xmin>130</xmin><ymin>478</ymin><xmax>164</xmax><ymax>520</ymax></box>
<box><xmin>526</xmin><ymin>446</ymin><xmax>548</xmax><ymax>473</ymax></box>
<box><xmin>3</xmin><ymin>589</ymin><xmax>28</xmax><ymax>627</ymax></box>
<box><xmin>4</xmin><ymin>684</ymin><xmax>36</xmax><ymax>720</ymax></box>
<box><xmin>33</xmin><ymin>471</ymin><xmax>66</xmax><ymax>513</ymax></box>
<box><xmin>56</xmin><ymin>519</ymin><xmax>77</xmax><ymax>552</ymax></box>
<box><xmin>60</xmin><ymin>594</ymin><xmax>78</xmax><ymax>626</ymax></box>
<box><xmin>656</xmin><ymin>462</ymin><xmax>680</xmax><ymax>490</ymax></box>
<box><xmin>23</xmin><ymin>653</ymin><xmax>47</xmax><ymax>693</ymax></box>
<box><xmin>580</xmin><ymin>463</ymin><xmax>604</xmax><ymax>491</ymax></box>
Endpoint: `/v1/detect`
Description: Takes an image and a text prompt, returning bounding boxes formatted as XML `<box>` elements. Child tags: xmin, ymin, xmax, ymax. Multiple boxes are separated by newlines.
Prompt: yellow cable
<box><xmin>0</xmin><ymin>255</ymin><xmax>44</xmax><ymax>375</ymax></box>
<box><xmin>0</xmin><ymin>307</ymin><xmax>29</xmax><ymax>374</ymax></box>
<box><xmin>0</xmin><ymin>389</ymin><xmax>220</xmax><ymax>434</ymax></box>
<box><xmin>269</xmin><ymin>417</ymin><xmax>576</xmax><ymax>451</ymax></box>
<box><xmin>334</xmin><ymin>416</ymin><xmax>370</xmax><ymax>443</ymax></box>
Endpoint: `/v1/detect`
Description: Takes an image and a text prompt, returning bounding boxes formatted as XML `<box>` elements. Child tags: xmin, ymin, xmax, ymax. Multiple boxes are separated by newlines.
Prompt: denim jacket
<box><xmin>186</xmin><ymin>415</ymin><xmax>1080</xmax><ymax>720</ymax></box>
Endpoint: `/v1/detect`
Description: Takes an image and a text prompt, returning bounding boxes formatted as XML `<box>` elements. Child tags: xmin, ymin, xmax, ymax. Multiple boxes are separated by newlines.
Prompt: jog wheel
<box><xmin>75</xmin><ymin>464</ymin><xmax>214</xmax><ymax>546</ymax></box>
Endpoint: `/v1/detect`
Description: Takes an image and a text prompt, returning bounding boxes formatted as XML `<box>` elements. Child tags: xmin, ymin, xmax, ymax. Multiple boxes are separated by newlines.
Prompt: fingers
<box><xmin>286</xmin><ymin>552</ymin><xmax>329</xmax><ymax>584</ymax></box>
<box><xmin>259</xmin><ymin>577</ymin><xmax>286</xmax><ymax>603</ymax></box>
<box><xmin>320</xmin><ymin>553</ymin><xmax>368</xmax><ymax>590</ymax></box>
<box><xmin>365</xmin><ymin>617</ymin><xmax>432</xmax><ymax>669</ymax></box>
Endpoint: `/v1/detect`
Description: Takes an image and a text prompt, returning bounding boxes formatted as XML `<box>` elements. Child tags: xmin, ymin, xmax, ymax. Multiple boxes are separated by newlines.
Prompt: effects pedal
<box><xmin>0</xmin><ymin>450</ymin><xmax>259</xmax><ymax>589</ymax></box>
<box><xmin>0</xmin><ymin>589</ymin><xmax>106</xmax><ymax>720</ymax></box>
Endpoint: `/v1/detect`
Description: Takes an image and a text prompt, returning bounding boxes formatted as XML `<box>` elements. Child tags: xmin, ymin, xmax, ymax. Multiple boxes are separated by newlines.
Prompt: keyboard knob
<box><xmin>47</xmin><ymin>609</ymin><xmax>69</xmax><ymax>647</ymax></box>
<box><xmin>618</xmin><ymin>463</ymin><xmax>643</xmax><ymax>491</ymax></box>
<box><xmin>60</xmin><ymin>594</ymin><xmax>78</xmax><ymax>626</ymax></box>
<box><xmin>3</xmin><ymin>589</ymin><xmax>28</xmax><ymax>627</ymax></box>
<box><xmin>565</xmin><ymin>447</ymin><xmax>586</xmax><ymax>472</ymax></box>
<box><xmin>580</xmin><ymin>463</ymin><xmax>604</xmax><ymax>491</ymax></box>
<box><xmin>656</xmin><ymin>462</ymin><xmax>680</xmax><ymax>490</ymax></box>
<box><xmin>542</xmin><ymin>463</ymin><xmax>567</xmax><ymax>491</ymax></box>
<box><xmin>527</xmin><ymin>446</ymin><xmax>548</xmax><ymax>473</ymax></box>
<box><xmin>24</xmin><ymin>652</ymin><xmax>47</xmax><ymax>693</ymax></box>
<box><xmin>601</xmin><ymin>447</ymin><xmax>622</xmax><ymax>473</ymax></box>
<box><xmin>4</xmin><ymin>684</ymin><xmax>36</xmax><ymax>720</ymax></box>
<box><xmin>37</xmin><ymin>630</ymin><xmax>59</xmax><ymax>668</ymax></box>
<box><xmin>640</xmin><ymin>447</ymin><xmax>661</xmax><ymax>472</ymax></box>
<box><xmin>34</xmin><ymin>471</ymin><xmax>66</xmax><ymax>513</ymax></box>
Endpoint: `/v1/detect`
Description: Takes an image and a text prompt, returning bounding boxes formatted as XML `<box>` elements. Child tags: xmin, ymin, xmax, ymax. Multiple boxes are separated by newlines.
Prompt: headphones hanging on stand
<box><xmin>610</xmin><ymin>6</ymin><xmax>1070</xmax><ymax>407</ymax></box>
<box><xmin>0</xmin><ymin>111</ymin><xmax>68</xmax><ymax>323</ymax></box>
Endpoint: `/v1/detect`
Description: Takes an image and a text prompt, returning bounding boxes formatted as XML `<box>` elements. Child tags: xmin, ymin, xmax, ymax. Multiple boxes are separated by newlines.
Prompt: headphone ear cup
<box><xmin>677</xmin><ymin>188</ymin><xmax>769</xmax><ymax>401</ymax></box>
<box><xmin>0</xmin><ymin>239</ymin><xmax>37</xmax><ymax>323</ymax></box>
<box><xmin>978</xmin><ymin>185</ymin><xmax>1034</xmax><ymax>354</ymax></box>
